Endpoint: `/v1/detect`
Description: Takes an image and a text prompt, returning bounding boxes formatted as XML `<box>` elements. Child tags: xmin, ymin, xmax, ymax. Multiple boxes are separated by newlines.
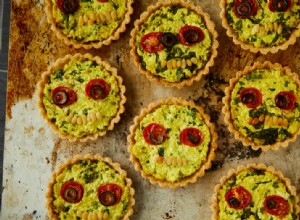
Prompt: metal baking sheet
<box><xmin>1</xmin><ymin>0</ymin><xmax>300</xmax><ymax>219</ymax></box>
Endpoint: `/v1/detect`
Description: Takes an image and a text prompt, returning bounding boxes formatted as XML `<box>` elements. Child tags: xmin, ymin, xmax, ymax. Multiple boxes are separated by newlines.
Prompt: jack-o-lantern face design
<box><xmin>216</xmin><ymin>167</ymin><xmax>298</xmax><ymax>219</ymax></box>
<box><xmin>229</xmin><ymin>64</ymin><xmax>300</xmax><ymax>147</ymax></box>
<box><xmin>50</xmin><ymin>0</ymin><xmax>132</xmax><ymax>43</ymax></box>
<box><xmin>128</xmin><ymin>99</ymin><xmax>218</xmax><ymax>187</ymax></box>
<box><xmin>224</xmin><ymin>0</ymin><xmax>300</xmax><ymax>47</ymax></box>
<box><xmin>133</xmin><ymin>2</ymin><xmax>218</xmax><ymax>85</ymax></box>
<box><xmin>39</xmin><ymin>54</ymin><xmax>125</xmax><ymax>141</ymax></box>
<box><xmin>49</xmin><ymin>157</ymin><xmax>134</xmax><ymax>220</ymax></box>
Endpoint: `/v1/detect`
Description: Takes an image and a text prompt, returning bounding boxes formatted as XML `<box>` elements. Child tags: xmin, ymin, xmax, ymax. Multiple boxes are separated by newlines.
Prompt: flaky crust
<box><xmin>130</xmin><ymin>0</ymin><xmax>219</xmax><ymax>88</ymax></box>
<box><xmin>45</xmin><ymin>0</ymin><xmax>134</xmax><ymax>49</ymax></box>
<box><xmin>37</xmin><ymin>53</ymin><xmax>126</xmax><ymax>142</ymax></box>
<box><xmin>219</xmin><ymin>0</ymin><xmax>300</xmax><ymax>54</ymax></box>
<box><xmin>45</xmin><ymin>154</ymin><xmax>135</xmax><ymax>220</ymax></box>
<box><xmin>211</xmin><ymin>163</ymin><xmax>300</xmax><ymax>220</ymax></box>
<box><xmin>127</xmin><ymin>97</ymin><xmax>218</xmax><ymax>188</ymax></box>
<box><xmin>222</xmin><ymin>61</ymin><xmax>300</xmax><ymax>151</ymax></box>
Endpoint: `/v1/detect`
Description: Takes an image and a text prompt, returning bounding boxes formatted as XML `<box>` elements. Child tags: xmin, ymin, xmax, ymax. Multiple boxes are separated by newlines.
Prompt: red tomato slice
<box><xmin>60</xmin><ymin>181</ymin><xmax>84</xmax><ymax>203</ymax></box>
<box><xmin>225</xmin><ymin>186</ymin><xmax>252</xmax><ymax>209</ymax></box>
<box><xmin>239</xmin><ymin>87</ymin><xmax>262</xmax><ymax>108</ymax></box>
<box><xmin>180</xmin><ymin>128</ymin><xmax>203</xmax><ymax>147</ymax></box>
<box><xmin>233</xmin><ymin>0</ymin><xmax>258</xmax><ymax>18</ymax></box>
<box><xmin>263</xmin><ymin>195</ymin><xmax>290</xmax><ymax>218</ymax></box>
<box><xmin>52</xmin><ymin>86</ymin><xmax>77</xmax><ymax>107</ymax></box>
<box><xmin>57</xmin><ymin>0</ymin><xmax>80</xmax><ymax>14</ymax></box>
<box><xmin>98</xmin><ymin>0</ymin><xmax>107</xmax><ymax>2</ymax></box>
<box><xmin>269</xmin><ymin>0</ymin><xmax>292</xmax><ymax>12</ymax></box>
<box><xmin>275</xmin><ymin>91</ymin><xmax>296</xmax><ymax>110</ymax></box>
<box><xmin>85</xmin><ymin>79</ymin><xmax>110</xmax><ymax>100</ymax></box>
<box><xmin>141</xmin><ymin>32</ymin><xmax>165</xmax><ymax>53</ymax></box>
<box><xmin>179</xmin><ymin>25</ymin><xmax>204</xmax><ymax>46</ymax></box>
<box><xmin>98</xmin><ymin>183</ymin><xmax>123</xmax><ymax>206</ymax></box>
<box><xmin>143</xmin><ymin>123</ymin><xmax>167</xmax><ymax>145</ymax></box>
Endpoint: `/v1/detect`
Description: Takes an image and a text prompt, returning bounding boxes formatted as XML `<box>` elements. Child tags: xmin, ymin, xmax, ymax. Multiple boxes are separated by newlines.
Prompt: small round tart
<box><xmin>45</xmin><ymin>0</ymin><xmax>134</xmax><ymax>49</ymax></box>
<box><xmin>37</xmin><ymin>53</ymin><xmax>126</xmax><ymax>142</ymax></box>
<box><xmin>222</xmin><ymin>61</ymin><xmax>300</xmax><ymax>151</ymax></box>
<box><xmin>220</xmin><ymin>0</ymin><xmax>300</xmax><ymax>54</ymax></box>
<box><xmin>211</xmin><ymin>164</ymin><xmax>300</xmax><ymax>220</ymax></box>
<box><xmin>127</xmin><ymin>97</ymin><xmax>218</xmax><ymax>188</ymax></box>
<box><xmin>46</xmin><ymin>154</ymin><xmax>135</xmax><ymax>220</ymax></box>
<box><xmin>130</xmin><ymin>0</ymin><xmax>219</xmax><ymax>88</ymax></box>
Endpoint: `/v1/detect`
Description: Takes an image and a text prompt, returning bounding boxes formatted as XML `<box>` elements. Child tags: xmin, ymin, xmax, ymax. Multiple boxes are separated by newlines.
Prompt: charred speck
<box><xmin>208</xmin><ymin>160</ymin><xmax>224</xmax><ymax>172</ymax></box>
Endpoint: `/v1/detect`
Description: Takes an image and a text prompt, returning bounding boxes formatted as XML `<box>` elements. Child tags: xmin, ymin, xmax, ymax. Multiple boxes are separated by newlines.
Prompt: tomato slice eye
<box><xmin>180</xmin><ymin>128</ymin><xmax>203</xmax><ymax>147</ymax></box>
<box><xmin>98</xmin><ymin>184</ymin><xmax>122</xmax><ymax>206</ymax></box>
<box><xmin>60</xmin><ymin>181</ymin><xmax>84</xmax><ymax>203</ymax></box>
<box><xmin>275</xmin><ymin>91</ymin><xmax>296</xmax><ymax>110</ymax></box>
<box><xmin>86</xmin><ymin>79</ymin><xmax>110</xmax><ymax>100</ymax></box>
<box><xmin>57</xmin><ymin>0</ymin><xmax>80</xmax><ymax>14</ymax></box>
<box><xmin>143</xmin><ymin>123</ymin><xmax>167</xmax><ymax>145</ymax></box>
<box><xmin>233</xmin><ymin>0</ymin><xmax>258</xmax><ymax>18</ymax></box>
<box><xmin>141</xmin><ymin>32</ymin><xmax>164</xmax><ymax>53</ymax></box>
<box><xmin>161</xmin><ymin>33</ymin><xmax>178</xmax><ymax>48</ymax></box>
<box><xmin>52</xmin><ymin>86</ymin><xmax>77</xmax><ymax>107</ymax></box>
<box><xmin>239</xmin><ymin>88</ymin><xmax>262</xmax><ymax>108</ymax></box>
<box><xmin>269</xmin><ymin>0</ymin><xmax>292</xmax><ymax>12</ymax></box>
<box><xmin>179</xmin><ymin>25</ymin><xmax>204</xmax><ymax>46</ymax></box>
<box><xmin>263</xmin><ymin>195</ymin><xmax>290</xmax><ymax>217</ymax></box>
<box><xmin>225</xmin><ymin>186</ymin><xmax>252</xmax><ymax>209</ymax></box>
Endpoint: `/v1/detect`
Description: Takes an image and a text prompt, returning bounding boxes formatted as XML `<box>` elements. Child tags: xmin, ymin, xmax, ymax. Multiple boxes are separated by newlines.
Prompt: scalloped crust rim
<box><xmin>127</xmin><ymin>97</ymin><xmax>218</xmax><ymax>188</ymax></box>
<box><xmin>45</xmin><ymin>0</ymin><xmax>134</xmax><ymax>49</ymax></box>
<box><xmin>222</xmin><ymin>61</ymin><xmax>300</xmax><ymax>151</ymax></box>
<box><xmin>45</xmin><ymin>154</ymin><xmax>135</xmax><ymax>220</ymax></box>
<box><xmin>130</xmin><ymin>0</ymin><xmax>219</xmax><ymax>88</ymax></box>
<box><xmin>37</xmin><ymin>53</ymin><xmax>126</xmax><ymax>142</ymax></box>
<box><xmin>211</xmin><ymin>163</ymin><xmax>300</xmax><ymax>220</ymax></box>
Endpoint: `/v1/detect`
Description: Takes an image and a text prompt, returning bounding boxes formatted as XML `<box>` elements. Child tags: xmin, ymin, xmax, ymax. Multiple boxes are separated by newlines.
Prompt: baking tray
<box><xmin>1</xmin><ymin>0</ymin><xmax>300</xmax><ymax>219</ymax></box>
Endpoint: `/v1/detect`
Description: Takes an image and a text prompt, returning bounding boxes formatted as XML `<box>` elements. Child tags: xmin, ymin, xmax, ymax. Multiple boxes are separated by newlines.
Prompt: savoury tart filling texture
<box><xmin>46</xmin><ymin>155</ymin><xmax>135</xmax><ymax>220</ymax></box>
<box><xmin>214</xmin><ymin>165</ymin><xmax>299</xmax><ymax>220</ymax></box>
<box><xmin>225</xmin><ymin>0</ymin><xmax>300</xmax><ymax>48</ymax></box>
<box><xmin>229</xmin><ymin>67</ymin><xmax>300</xmax><ymax>147</ymax></box>
<box><xmin>128</xmin><ymin>98</ymin><xmax>218</xmax><ymax>188</ymax></box>
<box><xmin>38</xmin><ymin>53</ymin><xmax>126</xmax><ymax>142</ymax></box>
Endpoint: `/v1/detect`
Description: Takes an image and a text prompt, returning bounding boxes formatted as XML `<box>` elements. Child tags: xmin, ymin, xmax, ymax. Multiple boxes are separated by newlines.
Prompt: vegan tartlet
<box><xmin>220</xmin><ymin>0</ymin><xmax>300</xmax><ymax>54</ymax></box>
<box><xmin>211</xmin><ymin>163</ymin><xmax>300</xmax><ymax>220</ymax></box>
<box><xmin>46</xmin><ymin>154</ymin><xmax>135</xmax><ymax>220</ymax></box>
<box><xmin>37</xmin><ymin>53</ymin><xmax>126</xmax><ymax>142</ymax></box>
<box><xmin>128</xmin><ymin>97</ymin><xmax>218</xmax><ymax>188</ymax></box>
<box><xmin>45</xmin><ymin>0</ymin><xmax>134</xmax><ymax>49</ymax></box>
<box><xmin>130</xmin><ymin>0</ymin><xmax>218</xmax><ymax>88</ymax></box>
<box><xmin>222</xmin><ymin>61</ymin><xmax>300</xmax><ymax>151</ymax></box>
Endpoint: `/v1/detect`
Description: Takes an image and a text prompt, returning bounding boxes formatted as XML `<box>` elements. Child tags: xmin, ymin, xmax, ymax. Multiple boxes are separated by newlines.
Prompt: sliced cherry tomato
<box><xmin>275</xmin><ymin>91</ymin><xmax>296</xmax><ymax>110</ymax></box>
<box><xmin>57</xmin><ymin>0</ymin><xmax>80</xmax><ymax>14</ymax></box>
<box><xmin>141</xmin><ymin>32</ymin><xmax>164</xmax><ymax>53</ymax></box>
<box><xmin>97</xmin><ymin>0</ymin><xmax>107</xmax><ymax>2</ymax></box>
<box><xmin>233</xmin><ymin>0</ymin><xmax>258</xmax><ymax>18</ymax></box>
<box><xmin>98</xmin><ymin>183</ymin><xmax>122</xmax><ymax>206</ymax></box>
<box><xmin>143</xmin><ymin>123</ymin><xmax>167</xmax><ymax>145</ymax></box>
<box><xmin>263</xmin><ymin>195</ymin><xmax>290</xmax><ymax>218</ymax></box>
<box><xmin>52</xmin><ymin>86</ymin><xmax>77</xmax><ymax>107</ymax></box>
<box><xmin>239</xmin><ymin>88</ymin><xmax>262</xmax><ymax>108</ymax></box>
<box><xmin>179</xmin><ymin>25</ymin><xmax>204</xmax><ymax>46</ymax></box>
<box><xmin>60</xmin><ymin>181</ymin><xmax>84</xmax><ymax>203</ymax></box>
<box><xmin>85</xmin><ymin>79</ymin><xmax>110</xmax><ymax>100</ymax></box>
<box><xmin>269</xmin><ymin>0</ymin><xmax>292</xmax><ymax>12</ymax></box>
<box><xmin>225</xmin><ymin>186</ymin><xmax>252</xmax><ymax>209</ymax></box>
<box><xmin>180</xmin><ymin>128</ymin><xmax>203</xmax><ymax>147</ymax></box>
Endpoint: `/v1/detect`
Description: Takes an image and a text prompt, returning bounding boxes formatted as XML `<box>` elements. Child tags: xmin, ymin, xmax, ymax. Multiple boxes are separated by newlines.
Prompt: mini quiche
<box><xmin>220</xmin><ymin>0</ymin><xmax>300</xmax><ymax>54</ymax></box>
<box><xmin>211</xmin><ymin>163</ymin><xmax>300</xmax><ymax>220</ymax></box>
<box><xmin>128</xmin><ymin>97</ymin><xmax>218</xmax><ymax>188</ymax></box>
<box><xmin>37</xmin><ymin>53</ymin><xmax>126</xmax><ymax>142</ymax></box>
<box><xmin>130</xmin><ymin>0</ymin><xmax>219</xmax><ymax>88</ymax></box>
<box><xmin>45</xmin><ymin>0</ymin><xmax>134</xmax><ymax>49</ymax></box>
<box><xmin>222</xmin><ymin>61</ymin><xmax>300</xmax><ymax>151</ymax></box>
<box><xmin>46</xmin><ymin>154</ymin><xmax>135</xmax><ymax>220</ymax></box>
